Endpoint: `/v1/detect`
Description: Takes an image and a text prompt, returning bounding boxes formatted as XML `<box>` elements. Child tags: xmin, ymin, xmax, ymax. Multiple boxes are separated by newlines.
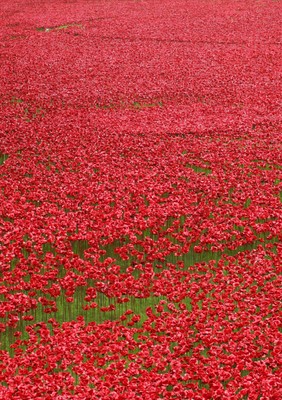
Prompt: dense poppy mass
<box><xmin>0</xmin><ymin>0</ymin><xmax>281</xmax><ymax>398</ymax></box>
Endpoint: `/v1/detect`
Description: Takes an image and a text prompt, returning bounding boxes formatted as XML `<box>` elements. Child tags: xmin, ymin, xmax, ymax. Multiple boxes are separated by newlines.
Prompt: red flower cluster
<box><xmin>0</xmin><ymin>0</ymin><xmax>281</xmax><ymax>398</ymax></box>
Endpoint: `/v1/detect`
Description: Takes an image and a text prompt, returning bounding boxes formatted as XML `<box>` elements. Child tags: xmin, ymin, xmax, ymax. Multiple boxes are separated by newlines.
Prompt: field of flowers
<box><xmin>0</xmin><ymin>0</ymin><xmax>281</xmax><ymax>398</ymax></box>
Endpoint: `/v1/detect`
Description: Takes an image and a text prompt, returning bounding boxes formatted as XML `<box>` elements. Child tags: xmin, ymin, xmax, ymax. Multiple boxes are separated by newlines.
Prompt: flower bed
<box><xmin>0</xmin><ymin>0</ymin><xmax>281</xmax><ymax>398</ymax></box>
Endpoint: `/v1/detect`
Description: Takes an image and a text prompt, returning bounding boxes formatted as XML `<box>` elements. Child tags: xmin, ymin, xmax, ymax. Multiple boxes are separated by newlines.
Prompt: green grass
<box><xmin>132</xmin><ymin>101</ymin><xmax>163</xmax><ymax>109</ymax></box>
<box><xmin>0</xmin><ymin>216</ymin><xmax>279</xmax><ymax>354</ymax></box>
<box><xmin>10</xmin><ymin>97</ymin><xmax>24</xmax><ymax>104</ymax></box>
<box><xmin>0</xmin><ymin>289</ymin><xmax>191</xmax><ymax>353</ymax></box>
<box><xmin>0</xmin><ymin>153</ymin><xmax>9</xmax><ymax>166</ymax></box>
<box><xmin>94</xmin><ymin>100</ymin><xmax>164</xmax><ymax>111</ymax></box>
<box><xmin>185</xmin><ymin>163</ymin><xmax>212</xmax><ymax>175</ymax></box>
<box><xmin>36</xmin><ymin>23</ymin><xmax>83</xmax><ymax>32</ymax></box>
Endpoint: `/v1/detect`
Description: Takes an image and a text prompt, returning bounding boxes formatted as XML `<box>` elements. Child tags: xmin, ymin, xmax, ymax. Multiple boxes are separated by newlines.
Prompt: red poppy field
<box><xmin>0</xmin><ymin>0</ymin><xmax>281</xmax><ymax>398</ymax></box>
